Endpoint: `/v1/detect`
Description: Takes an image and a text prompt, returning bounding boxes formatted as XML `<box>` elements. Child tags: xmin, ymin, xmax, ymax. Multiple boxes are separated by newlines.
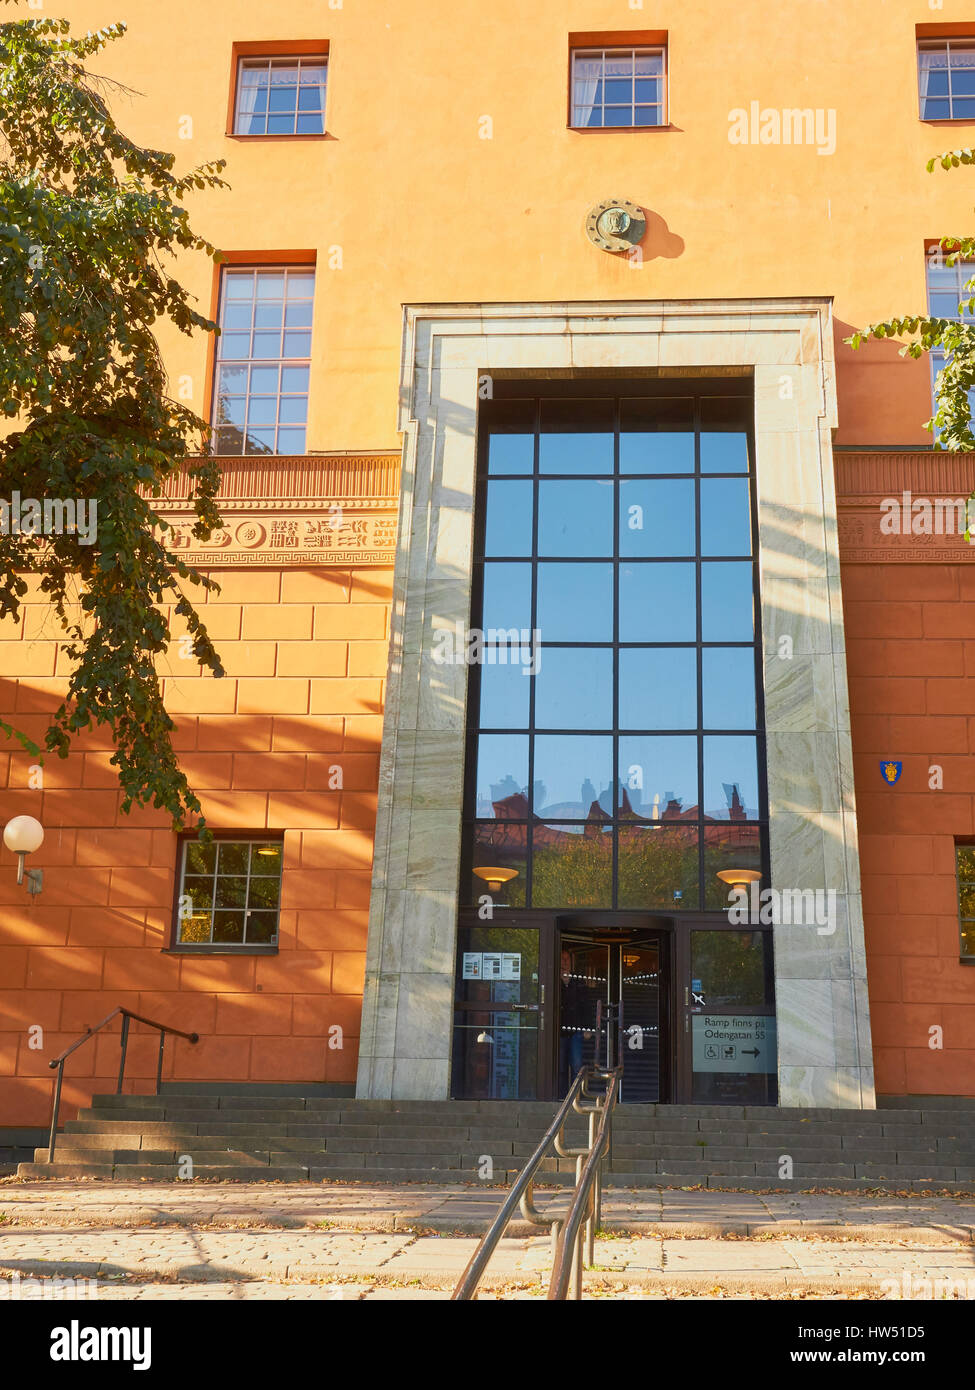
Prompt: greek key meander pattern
<box><xmin>835</xmin><ymin>451</ymin><xmax>975</xmax><ymax>564</ymax></box>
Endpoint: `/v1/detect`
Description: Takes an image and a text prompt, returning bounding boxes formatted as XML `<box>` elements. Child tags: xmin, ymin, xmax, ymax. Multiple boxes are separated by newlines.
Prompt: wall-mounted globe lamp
<box><xmin>3</xmin><ymin>815</ymin><xmax>44</xmax><ymax>896</ymax></box>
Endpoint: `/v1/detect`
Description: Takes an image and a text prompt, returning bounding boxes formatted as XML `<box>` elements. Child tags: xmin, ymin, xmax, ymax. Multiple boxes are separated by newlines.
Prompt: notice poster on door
<box><xmin>462</xmin><ymin>952</ymin><xmax>482</xmax><ymax>980</ymax></box>
<box><xmin>501</xmin><ymin>953</ymin><xmax>521</xmax><ymax>981</ymax></box>
<box><xmin>692</xmin><ymin>1015</ymin><xmax>777</xmax><ymax>1073</ymax></box>
<box><xmin>481</xmin><ymin>952</ymin><xmax>503</xmax><ymax>980</ymax></box>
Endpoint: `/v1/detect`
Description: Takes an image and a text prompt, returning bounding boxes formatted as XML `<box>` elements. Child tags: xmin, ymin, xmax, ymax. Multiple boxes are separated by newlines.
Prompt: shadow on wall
<box><xmin>833</xmin><ymin>318</ymin><xmax>932</xmax><ymax>449</ymax></box>
<box><xmin>0</xmin><ymin>664</ymin><xmax>385</xmax><ymax>1124</ymax></box>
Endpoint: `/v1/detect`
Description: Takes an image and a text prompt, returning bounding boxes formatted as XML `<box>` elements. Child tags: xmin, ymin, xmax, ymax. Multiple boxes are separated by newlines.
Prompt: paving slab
<box><xmin>4</xmin><ymin>1179</ymin><xmax>975</xmax><ymax>1244</ymax></box>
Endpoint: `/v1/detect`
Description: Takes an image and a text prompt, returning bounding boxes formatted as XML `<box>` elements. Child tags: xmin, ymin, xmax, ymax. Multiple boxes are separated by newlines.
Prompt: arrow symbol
<box><xmin>742</xmin><ymin>1048</ymin><xmax>759</xmax><ymax>1057</ymax></box>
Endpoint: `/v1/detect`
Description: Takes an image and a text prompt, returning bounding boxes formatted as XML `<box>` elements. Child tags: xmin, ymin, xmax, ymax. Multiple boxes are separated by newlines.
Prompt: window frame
<box><xmin>168</xmin><ymin>832</ymin><xmax>285</xmax><ymax>954</ymax></box>
<box><xmin>210</xmin><ymin>262</ymin><xmax>316</xmax><ymax>457</ymax></box>
<box><xmin>925</xmin><ymin>247</ymin><xmax>975</xmax><ymax>418</ymax></box>
<box><xmin>568</xmin><ymin>43</ymin><xmax>669</xmax><ymax>131</ymax></box>
<box><xmin>226</xmin><ymin>40</ymin><xmax>330</xmax><ymax>140</ymax></box>
<box><xmin>461</xmin><ymin>381</ymin><xmax>769</xmax><ymax>916</ymax></box>
<box><xmin>954</xmin><ymin>840</ymin><xmax>975</xmax><ymax>962</ymax></box>
<box><xmin>918</xmin><ymin>37</ymin><xmax>975</xmax><ymax>123</ymax></box>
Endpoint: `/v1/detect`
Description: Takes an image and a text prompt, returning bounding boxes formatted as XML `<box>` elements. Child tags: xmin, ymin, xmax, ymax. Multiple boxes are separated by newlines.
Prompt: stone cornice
<box><xmin>156</xmin><ymin>453</ymin><xmax>400</xmax><ymax>567</ymax></box>
<box><xmin>835</xmin><ymin>450</ymin><xmax>975</xmax><ymax>563</ymax></box>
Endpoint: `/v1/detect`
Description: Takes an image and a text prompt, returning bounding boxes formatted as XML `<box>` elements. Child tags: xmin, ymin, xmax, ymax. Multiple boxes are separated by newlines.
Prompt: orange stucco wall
<box><xmin>0</xmin><ymin>566</ymin><xmax>389</xmax><ymax>1125</ymax></box>
<box><xmin>22</xmin><ymin>0</ymin><xmax>969</xmax><ymax>450</ymax></box>
<box><xmin>5</xmin><ymin>1</ymin><xmax>975</xmax><ymax>1121</ymax></box>
<box><xmin>838</xmin><ymin>454</ymin><xmax>975</xmax><ymax>1098</ymax></box>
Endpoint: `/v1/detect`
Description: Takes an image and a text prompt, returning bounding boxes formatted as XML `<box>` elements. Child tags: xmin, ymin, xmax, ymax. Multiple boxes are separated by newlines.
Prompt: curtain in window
<box><xmin>918</xmin><ymin>46</ymin><xmax>948</xmax><ymax>114</ymax></box>
<box><xmin>310</xmin><ymin>61</ymin><xmax>327</xmax><ymax>115</ymax></box>
<box><xmin>236</xmin><ymin>66</ymin><xmax>264</xmax><ymax>134</ymax></box>
<box><xmin>572</xmin><ymin>56</ymin><xmax>602</xmax><ymax>127</ymax></box>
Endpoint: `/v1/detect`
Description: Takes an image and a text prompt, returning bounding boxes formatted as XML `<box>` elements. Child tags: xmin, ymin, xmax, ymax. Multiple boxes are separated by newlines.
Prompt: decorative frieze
<box><xmin>835</xmin><ymin>451</ymin><xmax>975</xmax><ymax>563</ymax></box>
<box><xmin>155</xmin><ymin>453</ymin><xmax>400</xmax><ymax>566</ymax></box>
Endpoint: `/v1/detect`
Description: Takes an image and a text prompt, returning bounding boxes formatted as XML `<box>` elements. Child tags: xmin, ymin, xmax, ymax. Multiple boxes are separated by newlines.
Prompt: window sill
<box><xmin>569</xmin><ymin>122</ymin><xmax>674</xmax><ymax>133</ymax></box>
<box><xmin>163</xmin><ymin>945</ymin><xmax>279</xmax><ymax>956</ymax></box>
<box><xmin>225</xmin><ymin>133</ymin><xmax>331</xmax><ymax>142</ymax></box>
<box><xmin>960</xmin><ymin>956</ymin><xmax>975</xmax><ymax>965</ymax></box>
<box><xmin>920</xmin><ymin>117</ymin><xmax>975</xmax><ymax>126</ymax></box>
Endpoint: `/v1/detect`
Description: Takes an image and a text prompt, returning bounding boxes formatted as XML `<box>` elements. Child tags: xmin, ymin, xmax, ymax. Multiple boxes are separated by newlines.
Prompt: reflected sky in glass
<box><xmin>538</xmin><ymin>479</ymin><xmax>614</xmax><ymax>556</ymax></box>
<box><xmin>482</xmin><ymin>562</ymin><xmax>531</xmax><ymax>633</ymax></box>
<box><xmin>619</xmin><ymin>648</ymin><xmax>696</xmax><ymax>729</ymax></box>
<box><xmin>476</xmin><ymin>734</ymin><xmax>528</xmax><ymax>815</ymax></box>
<box><xmin>534</xmin><ymin>648</ymin><xmax>613</xmax><ymax>729</ymax></box>
<box><xmin>478</xmin><ymin>659</ymin><xmax>531</xmax><ymax>729</ymax></box>
<box><xmin>701</xmin><ymin>562</ymin><xmax>753</xmax><ymax>642</ymax></box>
<box><xmin>537</xmin><ymin>563</ymin><xmax>613</xmax><ymax>641</ymax></box>
<box><xmin>620</xmin><ymin>563</ymin><xmax>696</xmax><ymax>642</ymax></box>
<box><xmin>484</xmin><ymin>481</ymin><xmax>533</xmax><ymax>556</ymax></box>
<box><xmin>619</xmin><ymin>479</ymin><xmax>695</xmax><ymax>556</ymax></box>
<box><xmin>618</xmin><ymin>735</ymin><xmax>698</xmax><ymax>816</ymax></box>
<box><xmin>700</xmin><ymin>477</ymin><xmax>751</xmax><ymax>556</ymax></box>
<box><xmin>702</xmin><ymin>648</ymin><xmax>756</xmax><ymax>730</ymax></box>
<box><xmin>533</xmin><ymin>735</ymin><xmax>612</xmax><ymax>816</ymax></box>
<box><xmin>703</xmin><ymin>734</ymin><xmax>759</xmax><ymax>818</ymax></box>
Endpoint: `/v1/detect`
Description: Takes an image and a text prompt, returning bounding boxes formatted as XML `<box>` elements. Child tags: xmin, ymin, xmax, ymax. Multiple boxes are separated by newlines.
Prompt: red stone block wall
<box><xmin>839</xmin><ymin>453</ymin><xmax>975</xmax><ymax>1097</ymax></box>
<box><xmin>0</xmin><ymin>565</ymin><xmax>390</xmax><ymax>1127</ymax></box>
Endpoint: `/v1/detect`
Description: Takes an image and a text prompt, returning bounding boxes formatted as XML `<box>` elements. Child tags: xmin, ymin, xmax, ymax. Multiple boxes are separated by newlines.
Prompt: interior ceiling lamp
<box><xmin>3</xmin><ymin>815</ymin><xmax>44</xmax><ymax>896</ymax></box>
<box><xmin>716</xmin><ymin>868</ymin><xmax>762</xmax><ymax>888</ymax></box>
<box><xmin>473</xmin><ymin>866</ymin><xmax>519</xmax><ymax>894</ymax></box>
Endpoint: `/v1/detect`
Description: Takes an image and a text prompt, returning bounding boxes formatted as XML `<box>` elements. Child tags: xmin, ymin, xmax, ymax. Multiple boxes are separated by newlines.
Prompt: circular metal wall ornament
<box><xmin>585</xmin><ymin>198</ymin><xmax>646</xmax><ymax>253</ymax></box>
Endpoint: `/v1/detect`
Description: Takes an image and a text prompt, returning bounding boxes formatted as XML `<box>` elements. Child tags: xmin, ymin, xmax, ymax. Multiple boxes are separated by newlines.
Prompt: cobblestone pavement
<box><xmin>3</xmin><ymin>1181</ymin><xmax>975</xmax><ymax>1299</ymax></box>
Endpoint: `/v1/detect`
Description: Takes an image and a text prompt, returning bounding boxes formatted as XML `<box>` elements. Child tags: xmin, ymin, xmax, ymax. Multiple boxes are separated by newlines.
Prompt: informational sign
<box><xmin>501</xmin><ymin>953</ymin><xmax>521</xmax><ymax>981</ymax></box>
<box><xmin>692</xmin><ymin>1014</ymin><xmax>777</xmax><ymax>1074</ymax></box>
<box><xmin>481</xmin><ymin>952</ymin><xmax>503</xmax><ymax>980</ymax></box>
<box><xmin>462</xmin><ymin>952</ymin><xmax>482</xmax><ymax>980</ymax></box>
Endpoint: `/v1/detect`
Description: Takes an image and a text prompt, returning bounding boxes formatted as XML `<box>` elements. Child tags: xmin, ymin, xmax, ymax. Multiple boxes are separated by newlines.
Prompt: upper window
<box><xmin>925</xmin><ymin>251</ymin><xmax>975</xmax><ymax>414</ymax></box>
<box><xmin>233</xmin><ymin>55</ymin><xmax>328</xmax><ymax>135</ymax></box>
<box><xmin>175</xmin><ymin>838</ymin><xmax>283</xmax><ymax>950</ymax></box>
<box><xmin>212</xmin><ymin>266</ymin><xmax>314</xmax><ymax>456</ymax></box>
<box><xmin>918</xmin><ymin>40</ymin><xmax>975</xmax><ymax>121</ymax></box>
<box><xmin>571</xmin><ymin>46</ymin><xmax>666</xmax><ymax>128</ymax></box>
<box><xmin>955</xmin><ymin>843</ymin><xmax>975</xmax><ymax>959</ymax></box>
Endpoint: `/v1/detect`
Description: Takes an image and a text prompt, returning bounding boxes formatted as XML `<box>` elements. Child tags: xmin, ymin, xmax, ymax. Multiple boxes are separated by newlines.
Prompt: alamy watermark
<box><xmin>432</xmin><ymin>622</ymin><xmax>542</xmax><ymax>674</ymax></box>
<box><xmin>728</xmin><ymin>103</ymin><xmax>836</xmax><ymax>155</ymax></box>
<box><xmin>0</xmin><ymin>491</ymin><xmax>98</xmax><ymax>545</ymax></box>
<box><xmin>879</xmin><ymin>490</ymin><xmax>975</xmax><ymax>539</ymax></box>
<box><xmin>727</xmin><ymin>882</ymin><xmax>837</xmax><ymax>935</ymax></box>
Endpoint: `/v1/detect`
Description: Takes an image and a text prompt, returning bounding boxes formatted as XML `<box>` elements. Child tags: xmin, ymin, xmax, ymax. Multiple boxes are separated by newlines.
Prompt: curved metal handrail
<box><xmin>46</xmin><ymin>1007</ymin><xmax>200</xmax><ymax>1160</ymax></box>
<box><xmin>548</xmin><ymin>1067</ymin><xmax>621</xmax><ymax>1299</ymax></box>
<box><xmin>451</xmin><ymin>1064</ymin><xmax>616</xmax><ymax>1301</ymax></box>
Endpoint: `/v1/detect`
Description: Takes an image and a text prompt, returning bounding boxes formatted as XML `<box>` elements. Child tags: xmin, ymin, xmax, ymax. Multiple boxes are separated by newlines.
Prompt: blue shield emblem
<box><xmin>880</xmin><ymin>760</ymin><xmax>902</xmax><ymax>786</ymax></box>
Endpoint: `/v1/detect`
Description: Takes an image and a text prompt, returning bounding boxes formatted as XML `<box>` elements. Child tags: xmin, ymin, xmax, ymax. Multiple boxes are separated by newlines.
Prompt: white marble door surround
<box><xmin>356</xmin><ymin>299</ymin><xmax>875</xmax><ymax>1110</ymax></box>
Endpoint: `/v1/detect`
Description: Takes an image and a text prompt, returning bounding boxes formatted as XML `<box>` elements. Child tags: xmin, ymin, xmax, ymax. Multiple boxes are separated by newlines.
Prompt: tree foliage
<box><xmin>847</xmin><ymin>147</ymin><xmax>975</xmax><ymax>454</ymax></box>
<box><xmin>0</xmin><ymin>2</ymin><xmax>228</xmax><ymax>827</ymax></box>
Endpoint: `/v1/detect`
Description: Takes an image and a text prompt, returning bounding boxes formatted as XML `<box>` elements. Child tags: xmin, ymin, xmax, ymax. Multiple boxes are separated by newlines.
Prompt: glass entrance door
<box><xmin>556</xmin><ymin>932</ymin><xmax>664</xmax><ymax>1102</ymax></box>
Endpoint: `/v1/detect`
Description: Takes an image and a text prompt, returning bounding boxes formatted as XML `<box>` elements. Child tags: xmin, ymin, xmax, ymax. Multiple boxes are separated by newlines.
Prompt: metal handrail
<box><xmin>548</xmin><ymin>1067</ymin><xmax>621</xmax><ymax>1299</ymax></box>
<box><xmin>46</xmin><ymin>1007</ymin><xmax>200</xmax><ymax>1160</ymax></box>
<box><xmin>451</xmin><ymin>1063</ymin><xmax>619</xmax><ymax>1301</ymax></box>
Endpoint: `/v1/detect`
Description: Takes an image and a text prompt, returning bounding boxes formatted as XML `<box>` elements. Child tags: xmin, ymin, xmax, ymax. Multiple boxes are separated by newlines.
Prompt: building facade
<box><xmin>3</xmin><ymin>0</ymin><xmax>975</xmax><ymax>1127</ymax></box>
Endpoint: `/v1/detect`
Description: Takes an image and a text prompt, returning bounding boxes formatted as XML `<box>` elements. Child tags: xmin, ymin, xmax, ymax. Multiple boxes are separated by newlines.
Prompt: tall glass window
<box><xmin>462</xmin><ymin>388</ymin><xmax>767</xmax><ymax>913</ymax></box>
<box><xmin>211</xmin><ymin>266</ymin><xmax>314</xmax><ymax>456</ymax></box>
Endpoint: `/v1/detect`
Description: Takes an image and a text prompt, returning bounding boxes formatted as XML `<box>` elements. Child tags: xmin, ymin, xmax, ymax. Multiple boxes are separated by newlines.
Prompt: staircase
<box><xmin>17</xmin><ymin>1086</ymin><xmax>975</xmax><ymax>1190</ymax></box>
